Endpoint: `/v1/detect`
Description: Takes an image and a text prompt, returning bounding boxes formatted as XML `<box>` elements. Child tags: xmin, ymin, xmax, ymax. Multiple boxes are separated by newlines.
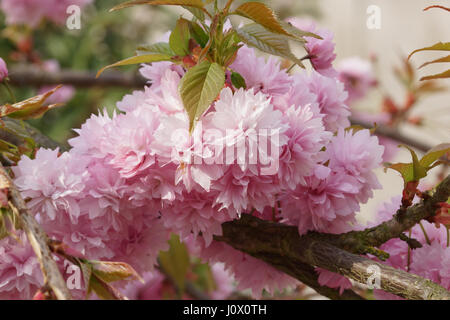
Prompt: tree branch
<box><xmin>0</xmin><ymin>118</ymin><xmax>68</xmax><ymax>152</ymax></box>
<box><xmin>350</xmin><ymin>117</ymin><xmax>431</xmax><ymax>153</ymax></box>
<box><xmin>216</xmin><ymin>213</ymin><xmax>450</xmax><ymax>300</ymax></box>
<box><xmin>0</xmin><ymin>163</ymin><xmax>72</xmax><ymax>300</ymax></box>
<box><xmin>8</xmin><ymin>66</ymin><xmax>147</xmax><ymax>89</ymax></box>
<box><xmin>336</xmin><ymin>175</ymin><xmax>450</xmax><ymax>252</ymax></box>
<box><xmin>253</xmin><ymin>252</ymin><xmax>365</xmax><ymax>300</ymax></box>
<box><xmin>216</xmin><ymin>175</ymin><xmax>450</xmax><ymax>300</ymax></box>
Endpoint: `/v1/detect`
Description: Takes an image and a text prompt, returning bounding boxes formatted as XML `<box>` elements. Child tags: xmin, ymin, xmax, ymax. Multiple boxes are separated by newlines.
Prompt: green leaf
<box><xmin>385</xmin><ymin>145</ymin><xmax>427</xmax><ymax>184</ymax></box>
<box><xmin>183</xmin><ymin>6</ymin><xmax>205</xmax><ymax>21</ymax></box>
<box><xmin>88</xmin><ymin>275</ymin><xmax>126</xmax><ymax>300</ymax></box>
<box><xmin>419</xmin><ymin>55</ymin><xmax>450</xmax><ymax>69</ymax></box>
<box><xmin>404</xmin><ymin>145</ymin><xmax>427</xmax><ymax>182</ymax></box>
<box><xmin>179</xmin><ymin>61</ymin><xmax>225</xmax><ymax>131</ymax></box>
<box><xmin>192</xmin><ymin>262</ymin><xmax>216</xmax><ymax>292</ymax></box>
<box><xmin>158</xmin><ymin>234</ymin><xmax>190</xmax><ymax>293</ymax></box>
<box><xmin>110</xmin><ymin>0</ymin><xmax>205</xmax><ymax>12</ymax></box>
<box><xmin>408</xmin><ymin>42</ymin><xmax>450</xmax><ymax>60</ymax></box>
<box><xmin>235</xmin><ymin>23</ymin><xmax>305</xmax><ymax>68</ymax></box>
<box><xmin>421</xmin><ymin>69</ymin><xmax>450</xmax><ymax>81</ymax></box>
<box><xmin>170</xmin><ymin>18</ymin><xmax>191</xmax><ymax>56</ymax></box>
<box><xmin>136</xmin><ymin>42</ymin><xmax>174</xmax><ymax>56</ymax></box>
<box><xmin>90</xmin><ymin>261</ymin><xmax>143</xmax><ymax>283</ymax></box>
<box><xmin>279</xmin><ymin>21</ymin><xmax>322</xmax><ymax>40</ymax></box>
<box><xmin>189</xmin><ymin>22</ymin><xmax>209</xmax><ymax>48</ymax></box>
<box><xmin>0</xmin><ymin>213</ymin><xmax>7</xmax><ymax>241</ymax></box>
<box><xmin>420</xmin><ymin>143</ymin><xmax>450</xmax><ymax>168</ymax></box>
<box><xmin>231</xmin><ymin>71</ymin><xmax>247</xmax><ymax>89</ymax></box>
<box><xmin>96</xmin><ymin>53</ymin><xmax>172</xmax><ymax>78</ymax></box>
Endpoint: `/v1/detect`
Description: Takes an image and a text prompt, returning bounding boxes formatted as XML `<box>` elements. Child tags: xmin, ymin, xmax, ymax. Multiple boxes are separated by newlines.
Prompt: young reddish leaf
<box><xmin>110</xmin><ymin>0</ymin><xmax>205</xmax><ymax>12</ymax></box>
<box><xmin>424</xmin><ymin>5</ymin><xmax>450</xmax><ymax>12</ymax></box>
<box><xmin>90</xmin><ymin>260</ymin><xmax>143</xmax><ymax>283</ymax></box>
<box><xmin>158</xmin><ymin>234</ymin><xmax>190</xmax><ymax>293</ymax></box>
<box><xmin>419</xmin><ymin>55</ymin><xmax>450</xmax><ymax>69</ymax></box>
<box><xmin>179</xmin><ymin>60</ymin><xmax>225</xmax><ymax>131</ymax></box>
<box><xmin>96</xmin><ymin>53</ymin><xmax>172</xmax><ymax>78</ymax></box>
<box><xmin>1</xmin><ymin>85</ymin><xmax>63</xmax><ymax>120</ymax></box>
<box><xmin>169</xmin><ymin>18</ymin><xmax>191</xmax><ymax>56</ymax></box>
<box><xmin>408</xmin><ymin>42</ymin><xmax>450</xmax><ymax>60</ymax></box>
<box><xmin>433</xmin><ymin>202</ymin><xmax>450</xmax><ymax>227</ymax></box>
<box><xmin>421</xmin><ymin>69</ymin><xmax>450</xmax><ymax>81</ymax></box>
<box><xmin>234</xmin><ymin>2</ymin><xmax>291</xmax><ymax>36</ymax></box>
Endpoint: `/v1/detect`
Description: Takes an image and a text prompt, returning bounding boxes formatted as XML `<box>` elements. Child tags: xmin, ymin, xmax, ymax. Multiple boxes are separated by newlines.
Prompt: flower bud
<box><xmin>433</xmin><ymin>202</ymin><xmax>450</xmax><ymax>227</ymax></box>
<box><xmin>0</xmin><ymin>58</ymin><xmax>8</xmax><ymax>82</ymax></box>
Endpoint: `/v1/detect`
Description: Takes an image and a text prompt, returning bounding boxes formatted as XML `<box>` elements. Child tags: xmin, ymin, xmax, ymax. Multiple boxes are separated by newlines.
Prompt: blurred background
<box><xmin>0</xmin><ymin>0</ymin><xmax>449</xmax><ymax>228</ymax></box>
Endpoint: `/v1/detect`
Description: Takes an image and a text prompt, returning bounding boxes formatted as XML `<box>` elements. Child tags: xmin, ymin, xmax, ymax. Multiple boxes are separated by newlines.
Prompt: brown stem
<box><xmin>8</xmin><ymin>66</ymin><xmax>147</xmax><ymax>89</ymax></box>
<box><xmin>350</xmin><ymin>117</ymin><xmax>430</xmax><ymax>152</ymax></box>
<box><xmin>0</xmin><ymin>163</ymin><xmax>72</xmax><ymax>300</ymax></box>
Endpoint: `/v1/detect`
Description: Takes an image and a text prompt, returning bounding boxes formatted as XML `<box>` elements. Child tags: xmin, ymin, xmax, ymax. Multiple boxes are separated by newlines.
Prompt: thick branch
<box><xmin>253</xmin><ymin>252</ymin><xmax>364</xmax><ymax>300</ymax></box>
<box><xmin>216</xmin><ymin>213</ymin><xmax>450</xmax><ymax>300</ymax></box>
<box><xmin>8</xmin><ymin>67</ymin><xmax>147</xmax><ymax>89</ymax></box>
<box><xmin>216</xmin><ymin>175</ymin><xmax>450</xmax><ymax>300</ymax></box>
<box><xmin>0</xmin><ymin>164</ymin><xmax>72</xmax><ymax>300</ymax></box>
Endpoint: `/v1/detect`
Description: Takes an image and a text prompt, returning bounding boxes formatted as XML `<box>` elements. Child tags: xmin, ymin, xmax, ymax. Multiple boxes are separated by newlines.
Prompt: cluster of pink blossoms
<box><xmin>0</xmin><ymin>0</ymin><xmax>92</xmax><ymax>27</ymax></box>
<box><xmin>3</xmin><ymin>21</ymin><xmax>389</xmax><ymax>299</ymax></box>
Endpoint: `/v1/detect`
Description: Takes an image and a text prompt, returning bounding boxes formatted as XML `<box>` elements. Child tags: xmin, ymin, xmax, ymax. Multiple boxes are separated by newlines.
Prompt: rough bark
<box><xmin>215</xmin><ymin>176</ymin><xmax>450</xmax><ymax>300</ymax></box>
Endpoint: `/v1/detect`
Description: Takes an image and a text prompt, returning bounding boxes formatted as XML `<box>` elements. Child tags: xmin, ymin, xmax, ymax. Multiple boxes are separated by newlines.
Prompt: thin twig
<box><xmin>350</xmin><ymin>117</ymin><xmax>431</xmax><ymax>153</ymax></box>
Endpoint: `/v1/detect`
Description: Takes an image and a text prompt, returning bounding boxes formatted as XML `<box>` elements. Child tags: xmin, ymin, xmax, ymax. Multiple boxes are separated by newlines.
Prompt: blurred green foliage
<box><xmin>0</xmin><ymin>0</ymin><xmax>180</xmax><ymax>143</ymax></box>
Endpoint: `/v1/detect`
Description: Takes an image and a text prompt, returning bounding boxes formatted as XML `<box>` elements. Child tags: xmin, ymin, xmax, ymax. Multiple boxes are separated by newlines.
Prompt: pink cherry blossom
<box><xmin>306</xmin><ymin>71</ymin><xmax>351</xmax><ymax>132</ymax></box>
<box><xmin>0</xmin><ymin>57</ymin><xmax>8</xmax><ymax>81</ymax></box>
<box><xmin>0</xmin><ymin>232</ymin><xmax>43</xmax><ymax>300</ymax></box>
<box><xmin>287</xmin><ymin>18</ymin><xmax>337</xmax><ymax>77</ymax></box>
<box><xmin>230</xmin><ymin>46</ymin><xmax>293</xmax><ymax>97</ymax></box>
<box><xmin>337</xmin><ymin>57</ymin><xmax>377</xmax><ymax>104</ymax></box>
<box><xmin>198</xmin><ymin>240</ymin><xmax>298</xmax><ymax>298</ymax></box>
